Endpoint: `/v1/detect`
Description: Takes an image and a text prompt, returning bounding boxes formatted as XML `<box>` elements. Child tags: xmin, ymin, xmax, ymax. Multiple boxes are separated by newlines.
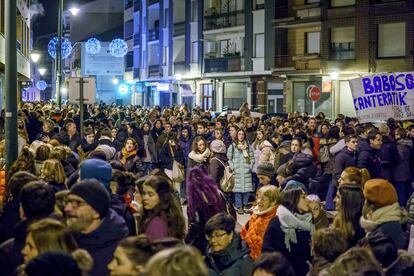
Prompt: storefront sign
<box><xmin>349</xmin><ymin>72</ymin><xmax>414</xmax><ymax>122</ymax></box>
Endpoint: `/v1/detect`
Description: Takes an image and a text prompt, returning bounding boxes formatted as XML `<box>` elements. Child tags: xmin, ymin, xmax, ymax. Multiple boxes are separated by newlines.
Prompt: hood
<box><xmin>259</xmin><ymin>140</ymin><xmax>274</xmax><ymax>150</ymax></box>
<box><xmin>207</xmin><ymin>233</ymin><xmax>249</xmax><ymax>267</ymax></box>
<box><xmin>77</xmin><ymin>208</ymin><xmax>128</xmax><ymax>250</ymax></box>
<box><xmin>397</xmin><ymin>138</ymin><xmax>413</xmax><ymax>148</ymax></box>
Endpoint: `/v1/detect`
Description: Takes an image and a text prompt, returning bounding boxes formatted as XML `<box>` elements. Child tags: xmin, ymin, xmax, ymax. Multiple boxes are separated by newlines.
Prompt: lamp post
<box><xmin>38</xmin><ymin>67</ymin><xmax>47</xmax><ymax>76</ymax></box>
<box><xmin>330</xmin><ymin>71</ymin><xmax>339</xmax><ymax>119</ymax></box>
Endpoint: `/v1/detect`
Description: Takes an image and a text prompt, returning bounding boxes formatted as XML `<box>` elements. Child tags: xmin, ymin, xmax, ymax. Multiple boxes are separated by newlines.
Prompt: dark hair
<box><xmin>7</xmin><ymin>171</ymin><xmax>38</xmax><ymax>199</ymax></box>
<box><xmin>205</xmin><ymin>213</ymin><xmax>235</xmax><ymax>236</ymax></box>
<box><xmin>327</xmin><ymin>126</ymin><xmax>341</xmax><ymax>140</ymax></box>
<box><xmin>279</xmin><ymin>188</ymin><xmax>304</xmax><ymax>213</ymax></box>
<box><xmin>292</xmin><ymin>137</ymin><xmax>303</xmax><ymax>148</ymax></box>
<box><xmin>139</xmin><ymin>175</ymin><xmax>186</xmax><ymax>239</ymax></box>
<box><xmin>20</xmin><ymin>181</ymin><xmax>55</xmax><ymax>220</ymax></box>
<box><xmin>35</xmin><ymin>145</ymin><xmax>51</xmax><ymax>161</ymax></box>
<box><xmin>312</xmin><ymin>228</ymin><xmax>347</xmax><ymax>262</ymax></box>
<box><xmin>360</xmin><ymin>232</ymin><xmax>398</xmax><ymax>268</ymax></box>
<box><xmin>191</xmin><ymin>136</ymin><xmax>207</xmax><ymax>153</ymax></box>
<box><xmin>152</xmin><ymin>237</ymin><xmax>185</xmax><ymax>252</ymax></box>
<box><xmin>111</xmin><ymin>170</ymin><xmax>136</xmax><ymax>195</ymax></box>
<box><xmin>343</xmin><ymin>126</ymin><xmax>355</xmax><ymax>136</ymax></box>
<box><xmin>395</xmin><ymin>127</ymin><xmax>407</xmax><ymax>138</ymax></box>
<box><xmin>345</xmin><ymin>134</ymin><xmax>358</xmax><ymax>143</ymax></box>
<box><xmin>118</xmin><ymin>235</ymin><xmax>156</xmax><ymax>266</ymax></box>
<box><xmin>253</xmin><ymin>252</ymin><xmax>295</xmax><ymax>276</ymax></box>
<box><xmin>367</xmin><ymin>129</ymin><xmax>380</xmax><ymax>142</ymax></box>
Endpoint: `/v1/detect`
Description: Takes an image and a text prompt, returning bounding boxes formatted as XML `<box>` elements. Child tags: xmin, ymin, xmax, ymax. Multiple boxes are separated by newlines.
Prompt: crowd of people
<box><xmin>0</xmin><ymin>101</ymin><xmax>413</xmax><ymax>276</ymax></box>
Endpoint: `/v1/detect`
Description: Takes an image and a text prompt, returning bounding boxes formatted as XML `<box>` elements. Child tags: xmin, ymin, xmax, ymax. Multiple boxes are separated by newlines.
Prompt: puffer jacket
<box><xmin>205</xmin><ymin>233</ymin><xmax>254</xmax><ymax>276</ymax></box>
<box><xmin>240</xmin><ymin>206</ymin><xmax>277</xmax><ymax>260</ymax></box>
<box><xmin>274</xmin><ymin>140</ymin><xmax>291</xmax><ymax>171</ymax></box>
<box><xmin>280</xmin><ymin>152</ymin><xmax>317</xmax><ymax>188</ymax></box>
<box><xmin>227</xmin><ymin>143</ymin><xmax>254</xmax><ymax>193</ymax></box>
<box><xmin>259</xmin><ymin>140</ymin><xmax>276</xmax><ymax>166</ymax></box>
<box><xmin>319</xmin><ymin>138</ymin><xmax>337</xmax><ymax>174</ymax></box>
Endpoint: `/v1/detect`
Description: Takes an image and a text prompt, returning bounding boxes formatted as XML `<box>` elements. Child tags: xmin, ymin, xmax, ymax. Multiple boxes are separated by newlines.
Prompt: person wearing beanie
<box><xmin>360</xmin><ymin>179</ymin><xmax>407</xmax><ymax>250</ymax></box>
<box><xmin>256</xmin><ymin>162</ymin><xmax>275</xmax><ymax>187</ymax></box>
<box><xmin>209</xmin><ymin>139</ymin><xmax>229</xmax><ymax>187</ymax></box>
<box><xmin>65</xmin><ymin>179</ymin><xmax>128</xmax><ymax>276</ymax></box>
<box><xmin>80</xmin><ymin>159</ymin><xmax>112</xmax><ymax>190</ymax></box>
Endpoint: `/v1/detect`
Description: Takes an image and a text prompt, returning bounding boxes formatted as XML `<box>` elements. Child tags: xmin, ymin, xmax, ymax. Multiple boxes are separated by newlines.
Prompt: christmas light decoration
<box><xmin>109</xmin><ymin>38</ymin><xmax>128</xmax><ymax>57</ymax></box>
<box><xmin>85</xmin><ymin>38</ymin><xmax>101</xmax><ymax>54</ymax></box>
<box><xmin>36</xmin><ymin>80</ymin><xmax>47</xmax><ymax>91</ymax></box>
<box><xmin>48</xmin><ymin>37</ymin><xmax>72</xmax><ymax>59</ymax></box>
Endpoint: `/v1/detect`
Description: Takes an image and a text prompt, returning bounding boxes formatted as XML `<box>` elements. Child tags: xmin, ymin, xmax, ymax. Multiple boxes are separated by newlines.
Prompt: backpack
<box><xmin>318</xmin><ymin>145</ymin><xmax>330</xmax><ymax>163</ymax></box>
<box><xmin>212</xmin><ymin>157</ymin><xmax>235</xmax><ymax>193</ymax></box>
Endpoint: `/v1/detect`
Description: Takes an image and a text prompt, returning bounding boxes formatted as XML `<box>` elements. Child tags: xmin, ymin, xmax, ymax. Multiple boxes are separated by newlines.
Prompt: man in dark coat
<box><xmin>53</xmin><ymin>120</ymin><xmax>81</xmax><ymax>151</ymax></box>
<box><xmin>0</xmin><ymin>182</ymin><xmax>56</xmax><ymax>276</ymax></box>
<box><xmin>333</xmin><ymin>134</ymin><xmax>358</xmax><ymax>185</ymax></box>
<box><xmin>358</xmin><ymin>129</ymin><xmax>383</xmax><ymax>179</ymax></box>
<box><xmin>379</xmin><ymin>127</ymin><xmax>398</xmax><ymax>182</ymax></box>
<box><xmin>65</xmin><ymin>179</ymin><xmax>128</xmax><ymax>276</ymax></box>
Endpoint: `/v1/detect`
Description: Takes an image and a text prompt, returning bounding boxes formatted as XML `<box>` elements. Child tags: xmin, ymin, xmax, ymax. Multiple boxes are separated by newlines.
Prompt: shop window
<box><xmin>223</xmin><ymin>82</ymin><xmax>246</xmax><ymax>111</ymax></box>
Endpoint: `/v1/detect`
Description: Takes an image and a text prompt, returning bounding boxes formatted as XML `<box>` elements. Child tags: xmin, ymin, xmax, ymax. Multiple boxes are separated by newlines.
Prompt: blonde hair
<box><xmin>0</xmin><ymin>140</ymin><xmax>5</xmax><ymax>158</ymax></box>
<box><xmin>145</xmin><ymin>246</ymin><xmax>208</xmax><ymax>276</ymax></box>
<box><xmin>341</xmin><ymin>167</ymin><xmax>370</xmax><ymax>188</ymax></box>
<box><xmin>257</xmin><ymin>185</ymin><xmax>280</xmax><ymax>205</ymax></box>
<box><xmin>41</xmin><ymin>159</ymin><xmax>66</xmax><ymax>184</ymax></box>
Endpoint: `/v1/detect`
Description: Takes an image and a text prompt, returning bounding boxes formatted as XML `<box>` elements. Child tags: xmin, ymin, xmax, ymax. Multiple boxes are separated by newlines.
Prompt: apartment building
<box><xmin>0</xmin><ymin>0</ymin><xmax>32</xmax><ymax>108</ymax></box>
<box><xmin>274</xmin><ymin>0</ymin><xmax>414</xmax><ymax>118</ymax></box>
<box><xmin>124</xmin><ymin>0</ymin><xmax>277</xmax><ymax>112</ymax></box>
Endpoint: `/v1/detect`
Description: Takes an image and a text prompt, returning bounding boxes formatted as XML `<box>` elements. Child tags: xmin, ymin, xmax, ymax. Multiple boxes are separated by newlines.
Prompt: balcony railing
<box><xmin>204</xmin><ymin>56</ymin><xmax>241</xmax><ymax>73</ymax></box>
<box><xmin>204</xmin><ymin>10</ymin><xmax>245</xmax><ymax>31</ymax></box>
<box><xmin>174</xmin><ymin>61</ymin><xmax>186</xmax><ymax>74</ymax></box>
<box><xmin>274</xmin><ymin>55</ymin><xmax>294</xmax><ymax>68</ymax></box>
<box><xmin>134</xmin><ymin>33</ymin><xmax>141</xmax><ymax>45</ymax></box>
<box><xmin>148</xmin><ymin>65</ymin><xmax>160</xmax><ymax>77</ymax></box>
<box><xmin>149</xmin><ymin>28</ymin><xmax>159</xmax><ymax>41</ymax></box>
<box><xmin>174</xmin><ymin>22</ymin><xmax>185</xmax><ymax>36</ymax></box>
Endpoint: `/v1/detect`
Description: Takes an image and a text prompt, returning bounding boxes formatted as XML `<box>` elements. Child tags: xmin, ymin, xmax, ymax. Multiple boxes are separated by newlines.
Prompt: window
<box><xmin>255</xmin><ymin>33</ymin><xmax>264</xmax><ymax>58</ymax></box>
<box><xmin>306</xmin><ymin>32</ymin><xmax>320</xmax><ymax>54</ymax></box>
<box><xmin>202</xmin><ymin>84</ymin><xmax>213</xmax><ymax>110</ymax></box>
<box><xmin>223</xmin><ymin>82</ymin><xmax>246</xmax><ymax>110</ymax></box>
<box><xmin>192</xmin><ymin>41</ymin><xmax>198</xmax><ymax>63</ymax></box>
<box><xmin>330</xmin><ymin>26</ymin><xmax>355</xmax><ymax>60</ymax></box>
<box><xmin>378</xmin><ymin>22</ymin><xmax>406</xmax><ymax>58</ymax></box>
<box><xmin>220</xmin><ymin>39</ymin><xmax>230</xmax><ymax>57</ymax></box>
<box><xmin>164</xmin><ymin>8</ymin><xmax>169</xmax><ymax>28</ymax></box>
<box><xmin>376</xmin><ymin>0</ymin><xmax>402</xmax><ymax>3</ymax></box>
<box><xmin>331</xmin><ymin>0</ymin><xmax>355</xmax><ymax>7</ymax></box>
<box><xmin>191</xmin><ymin>0</ymin><xmax>198</xmax><ymax>22</ymax></box>
<box><xmin>254</xmin><ymin>0</ymin><xmax>265</xmax><ymax>10</ymax></box>
<box><xmin>306</xmin><ymin>0</ymin><xmax>321</xmax><ymax>3</ymax></box>
<box><xmin>163</xmin><ymin>46</ymin><xmax>168</xmax><ymax>65</ymax></box>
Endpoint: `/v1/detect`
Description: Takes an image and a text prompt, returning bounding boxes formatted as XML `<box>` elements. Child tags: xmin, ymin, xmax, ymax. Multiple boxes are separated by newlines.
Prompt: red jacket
<box><xmin>241</xmin><ymin>206</ymin><xmax>277</xmax><ymax>260</ymax></box>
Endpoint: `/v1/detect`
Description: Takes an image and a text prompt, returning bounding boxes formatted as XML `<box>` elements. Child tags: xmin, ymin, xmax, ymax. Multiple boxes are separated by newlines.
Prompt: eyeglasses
<box><xmin>205</xmin><ymin>231</ymin><xmax>229</xmax><ymax>241</ymax></box>
<box><xmin>66</xmin><ymin>198</ymin><xmax>88</xmax><ymax>208</ymax></box>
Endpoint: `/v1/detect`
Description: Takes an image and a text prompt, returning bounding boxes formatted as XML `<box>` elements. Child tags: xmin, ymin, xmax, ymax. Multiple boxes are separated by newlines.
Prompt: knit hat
<box><xmin>363</xmin><ymin>179</ymin><xmax>398</xmax><ymax>207</ymax></box>
<box><xmin>95</xmin><ymin>144</ymin><xmax>116</xmax><ymax>160</ymax></box>
<box><xmin>257</xmin><ymin>162</ymin><xmax>275</xmax><ymax>178</ymax></box>
<box><xmin>210</xmin><ymin>139</ymin><xmax>227</xmax><ymax>154</ymax></box>
<box><xmin>70</xmin><ymin>179</ymin><xmax>110</xmax><ymax>218</ymax></box>
<box><xmin>80</xmin><ymin>159</ymin><xmax>112</xmax><ymax>189</ymax></box>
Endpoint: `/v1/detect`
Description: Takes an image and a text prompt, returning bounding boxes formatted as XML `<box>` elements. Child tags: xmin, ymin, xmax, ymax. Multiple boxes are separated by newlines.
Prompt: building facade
<box><xmin>0</xmin><ymin>0</ymin><xmax>32</xmax><ymax>109</ymax></box>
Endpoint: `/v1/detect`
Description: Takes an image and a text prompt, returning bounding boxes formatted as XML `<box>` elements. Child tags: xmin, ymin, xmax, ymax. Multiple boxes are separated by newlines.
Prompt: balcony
<box><xmin>148</xmin><ymin>65</ymin><xmax>160</xmax><ymax>77</ymax></box>
<box><xmin>134</xmin><ymin>33</ymin><xmax>141</xmax><ymax>46</ymax></box>
<box><xmin>273</xmin><ymin>4</ymin><xmax>321</xmax><ymax>28</ymax></box>
<box><xmin>174</xmin><ymin>22</ymin><xmax>185</xmax><ymax>37</ymax></box>
<box><xmin>204</xmin><ymin>56</ymin><xmax>241</xmax><ymax>73</ymax></box>
<box><xmin>204</xmin><ymin>10</ymin><xmax>245</xmax><ymax>31</ymax></box>
<box><xmin>174</xmin><ymin>61</ymin><xmax>186</xmax><ymax>74</ymax></box>
<box><xmin>274</xmin><ymin>55</ymin><xmax>294</xmax><ymax>68</ymax></box>
<box><xmin>149</xmin><ymin>28</ymin><xmax>159</xmax><ymax>41</ymax></box>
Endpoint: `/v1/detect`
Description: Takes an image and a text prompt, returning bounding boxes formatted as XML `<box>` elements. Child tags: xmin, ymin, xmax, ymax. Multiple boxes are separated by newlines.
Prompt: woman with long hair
<box><xmin>114</xmin><ymin>138</ymin><xmax>143</xmax><ymax>176</ymax></box>
<box><xmin>150</xmin><ymin>119</ymin><xmax>164</xmax><ymax>144</ymax></box>
<box><xmin>333</xmin><ymin>184</ymin><xmax>365</xmax><ymax>247</ymax></box>
<box><xmin>159</xmin><ymin>133</ymin><xmax>184</xmax><ymax>195</ymax></box>
<box><xmin>21</xmin><ymin>218</ymin><xmax>93</xmax><ymax>274</ymax></box>
<box><xmin>338</xmin><ymin>167</ymin><xmax>371</xmax><ymax>188</ymax></box>
<box><xmin>140</xmin><ymin>122</ymin><xmax>157</xmax><ymax>176</ymax></box>
<box><xmin>137</xmin><ymin>175</ymin><xmax>186</xmax><ymax>241</ymax></box>
<box><xmin>252</xmin><ymin>130</ymin><xmax>266</xmax><ymax>189</ymax></box>
<box><xmin>228</xmin><ymin>129</ymin><xmax>254</xmax><ymax>214</ymax></box>
<box><xmin>187</xmin><ymin>136</ymin><xmax>211</xmax><ymax>170</ymax></box>
<box><xmin>40</xmin><ymin>159</ymin><xmax>67</xmax><ymax>193</ymax></box>
<box><xmin>34</xmin><ymin>144</ymin><xmax>51</xmax><ymax>176</ymax></box>
<box><xmin>185</xmin><ymin>167</ymin><xmax>228</xmax><ymax>254</ymax></box>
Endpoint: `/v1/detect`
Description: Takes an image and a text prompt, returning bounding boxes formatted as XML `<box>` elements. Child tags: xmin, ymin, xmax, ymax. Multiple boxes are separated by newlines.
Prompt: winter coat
<box><xmin>143</xmin><ymin>213</ymin><xmax>169</xmax><ymax>241</ymax></box>
<box><xmin>330</xmin><ymin>139</ymin><xmax>345</xmax><ymax>155</ymax></box>
<box><xmin>159</xmin><ymin>143</ymin><xmax>184</xmax><ymax>170</ymax></box>
<box><xmin>227</xmin><ymin>143</ymin><xmax>254</xmax><ymax>193</ymax></box>
<box><xmin>281</xmin><ymin>152</ymin><xmax>317</xmax><ymax>188</ymax></box>
<box><xmin>75</xmin><ymin>208</ymin><xmax>128</xmax><ymax>276</ymax></box>
<box><xmin>187</xmin><ymin>149</ymin><xmax>211</xmax><ymax>171</ymax></box>
<box><xmin>114</xmin><ymin>151</ymin><xmax>144</xmax><ymax>176</ymax></box>
<box><xmin>380</xmin><ymin>135</ymin><xmax>398</xmax><ymax>182</ymax></box>
<box><xmin>111</xmin><ymin>194</ymin><xmax>136</xmax><ymax>236</ymax></box>
<box><xmin>357</xmin><ymin>143</ymin><xmax>382</xmax><ymax>179</ymax></box>
<box><xmin>252</xmin><ymin>144</ymin><xmax>262</xmax><ymax>173</ymax></box>
<box><xmin>0</xmin><ymin>199</ymin><xmax>20</xmax><ymax>244</ymax></box>
<box><xmin>142</xmin><ymin>134</ymin><xmax>157</xmax><ymax>163</ymax></box>
<box><xmin>393</xmin><ymin>138</ymin><xmax>412</xmax><ymax>182</ymax></box>
<box><xmin>156</xmin><ymin>132</ymin><xmax>170</xmax><ymax>155</ymax></box>
<box><xmin>274</xmin><ymin>140</ymin><xmax>291</xmax><ymax>171</ymax></box>
<box><xmin>319</xmin><ymin>138</ymin><xmax>337</xmax><ymax>174</ymax></box>
<box><xmin>240</xmin><ymin>206</ymin><xmax>277</xmax><ymax>260</ymax></box>
<box><xmin>258</xmin><ymin>140</ymin><xmax>275</xmax><ymax>167</ymax></box>
<box><xmin>262</xmin><ymin>216</ymin><xmax>312</xmax><ymax>276</ymax></box>
<box><xmin>209</xmin><ymin>153</ymin><xmax>228</xmax><ymax>186</ymax></box>
<box><xmin>245</xmin><ymin>127</ymin><xmax>256</xmax><ymax>145</ymax></box>
<box><xmin>180</xmin><ymin>136</ymin><xmax>192</xmax><ymax>167</ymax></box>
<box><xmin>53</xmin><ymin>131</ymin><xmax>81</xmax><ymax>151</ymax></box>
<box><xmin>385</xmin><ymin>250</ymin><xmax>414</xmax><ymax>276</ymax></box>
<box><xmin>0</xmin><ymin>220</ymin><xmax>27</xmax><ymax>276</ymax></box>
<box><xmin>205</xmin><ymin>233</ymin><xmax>254</xmax><ymax>276</ymax></box>
<box><xmin>150</xmin><ymin>127</ymin><xmax>164</xmax><ymax>145</ymax></box>
<box><xmin>333</xmin><ymin>147</ymin><xmax>358</xmax><ymax>185</ymax></box>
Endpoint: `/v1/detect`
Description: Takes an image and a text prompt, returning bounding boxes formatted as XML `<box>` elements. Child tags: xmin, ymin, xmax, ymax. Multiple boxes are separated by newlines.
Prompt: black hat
<box><xmin>69</xmin><ymin>179</ymin><xmax>110</xmax><ymax>218</ymax></box>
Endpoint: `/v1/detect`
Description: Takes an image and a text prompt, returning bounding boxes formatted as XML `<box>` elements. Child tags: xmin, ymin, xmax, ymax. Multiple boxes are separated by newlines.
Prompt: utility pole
<box><xmin>76</xmin><ymin>78</ymin><xmax>88</xmax><ymax>139</ymax></box>
<box><xmin>5</xmin><ymin>0</ymin><xmax>18</xmax><ymax>171</ymax></box>
<box><xmin>56</xmin><ymin>0</ymin><xmax>63</xmax><ymax>109</ymax></box>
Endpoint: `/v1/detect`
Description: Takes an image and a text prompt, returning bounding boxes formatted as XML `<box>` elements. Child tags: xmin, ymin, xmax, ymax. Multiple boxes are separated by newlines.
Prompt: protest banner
<box><xmin>349</xmin><ymin>72</ymin><xmax>414</xmax><ymax>122</ymax></box>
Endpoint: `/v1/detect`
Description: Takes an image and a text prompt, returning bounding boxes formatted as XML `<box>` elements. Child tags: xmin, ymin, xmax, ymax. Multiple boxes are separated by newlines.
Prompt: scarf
<box><xmin>237</xmin><ymin>141</ymin><xmax>250</xmax><ymax>162</ymax></box>
<box><xmin>360</xmin><ymin>202</ymin><xmax>402</xmax><ymax>232</ymax></box>
<box><xmin>277</xmin><ymin>205</ymin><xmax>315</xmax><ymax>252</ymax></box>
<box><xmin>188</xmin><ymin>148</ymin><xmax>211</xmax><ymax>163</ymax></box>
<box><xmin>253</xmin><ymin>205</ymin><xmax>276</xmax><ymax>216</ymax></box>
<box><xmin>121</xmin><ymin>147</ymin><xmax>137</xmax><ymax>165</ymax></box>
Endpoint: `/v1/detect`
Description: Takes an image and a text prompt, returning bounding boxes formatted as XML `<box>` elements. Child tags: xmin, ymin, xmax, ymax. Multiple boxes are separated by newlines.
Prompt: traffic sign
<box><xmin>307</xmin><ymin>85</ymin><xmax>321</xmax><ymax>101</ymax></box>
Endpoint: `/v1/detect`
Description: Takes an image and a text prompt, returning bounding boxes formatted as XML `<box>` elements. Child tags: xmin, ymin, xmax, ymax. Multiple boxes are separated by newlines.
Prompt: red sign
<box><xmin>322</xmin><ymin>81</ymin><xmax>332</xmax><ymax>93</ymax></box>
<box><xmin>307</xmin><ymin>85</ymin><xmax>321</xmax><ymax>101</ymax></box>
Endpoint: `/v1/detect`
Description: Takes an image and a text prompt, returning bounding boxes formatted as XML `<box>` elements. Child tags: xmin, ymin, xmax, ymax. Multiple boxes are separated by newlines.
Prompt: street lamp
<box><xmin>31</xmin><ymin>52</ymin><xmax>41</xmax><ymax>63</ymax></box>
<box><xmin>112</xmin><ymin>78</ymin><xmax>119</xmax><ymax>85</ymax></box>
<box><xmin>330</xmin><ymin>71</ymin><xmax>339</xmax><ymax>80</ymax></box>
<box><xmin>69</xmin><ymin>7</ymin><xmax>80</xmax><ymax>16</ymax></box>
<box><xmin>38</xmin><ymin>67</ymin><xmax>47</xmax><ymax>76</ymax></box>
